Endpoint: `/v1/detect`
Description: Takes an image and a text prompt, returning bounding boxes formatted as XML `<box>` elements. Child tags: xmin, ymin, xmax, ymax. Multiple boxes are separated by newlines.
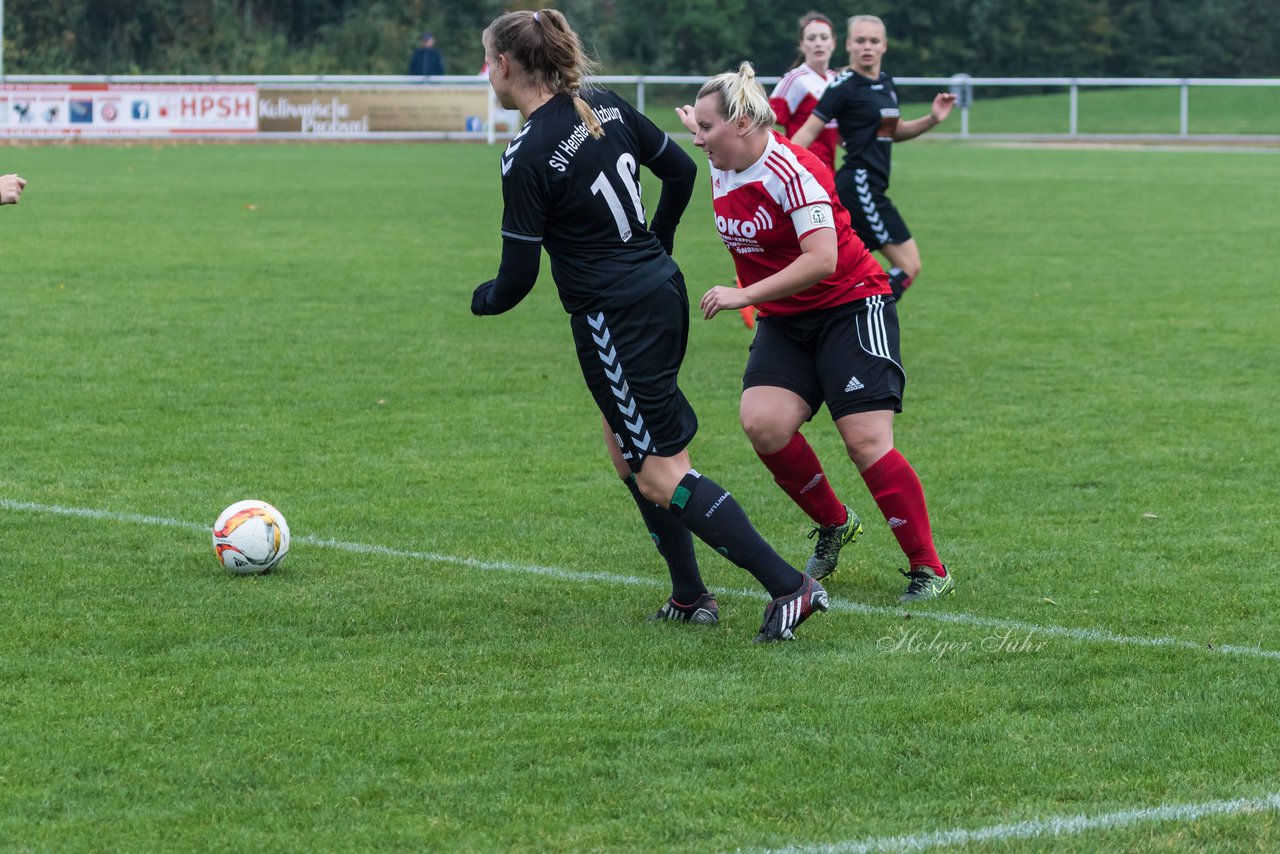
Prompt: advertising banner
<box><xmin>257</xmin><ymin>86</ymin><xmax>490</xmax><ymax>136</ymax></box>
<box><xmin>0</xmin><ymin>83</ymin><xmax>258</xmax><ymax>137</ymax></box>
<box><xmin>0</xmin><ymin>82</ymin><xmax>499</xmax><ymax>139</ymax></box>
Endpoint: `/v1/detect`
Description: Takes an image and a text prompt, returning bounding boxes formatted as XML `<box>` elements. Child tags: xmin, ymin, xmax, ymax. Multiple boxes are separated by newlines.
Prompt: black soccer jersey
<box><xmin>499</xmin><ymin>89</ymin><xmax>683</xmax><ymax>315</ymax></box>
<box><xmin>812</xmin><ymin>70</ymin><xmax>901</xmax><ymax>186</ymax></box>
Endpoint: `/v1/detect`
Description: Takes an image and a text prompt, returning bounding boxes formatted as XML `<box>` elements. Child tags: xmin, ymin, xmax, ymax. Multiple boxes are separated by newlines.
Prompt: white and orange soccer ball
<box><xmin>212</xmin><ymin>499</ymin><xmax>291</xmax><ymax>574</ymax></box>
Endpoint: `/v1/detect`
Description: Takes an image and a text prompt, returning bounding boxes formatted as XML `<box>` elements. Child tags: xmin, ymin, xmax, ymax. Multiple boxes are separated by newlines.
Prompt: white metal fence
<box><xmin>605</xmin><ymin>74</ymin><xmax>1280</xmax><ymax>142</ymax></box>
<box><xmin>4</xmin><ymin>74</ymin><xmax>1278</xmax><ymax>142</ymax></box>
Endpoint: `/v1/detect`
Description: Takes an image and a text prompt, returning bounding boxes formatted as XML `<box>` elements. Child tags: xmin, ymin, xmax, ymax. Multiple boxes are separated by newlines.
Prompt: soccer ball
<box><xmin>212</xmin><ymin>499</ymin><xmax>291</xmax><ymax>574</ymax></box>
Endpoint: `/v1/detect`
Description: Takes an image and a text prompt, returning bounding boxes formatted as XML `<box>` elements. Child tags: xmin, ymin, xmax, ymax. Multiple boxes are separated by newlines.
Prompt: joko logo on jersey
<box><xmin>715</xmin><ymin>205</ymin><xmax>773</xmax><ymax>254</ymax></box>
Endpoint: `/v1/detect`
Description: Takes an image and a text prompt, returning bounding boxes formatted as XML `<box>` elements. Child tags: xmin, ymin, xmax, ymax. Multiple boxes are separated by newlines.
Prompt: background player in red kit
<box><xmin>677</xmin><ymin>63</ymin><xmax>953</xmax><ymax>602</ymax></box>
<box><xmin>791</xmin><ymin>15</ymin><xmax>955</xmax><ymax>302</ymax></box>
<box><xmin>471</xmin><ymin>9</ymin><xmax>829</xmax><ymax>641</ymax></box>
<box><xmin>769</xmin><ymin>11</ymin><xmax>841</xmax><ymax>174</ymax></box>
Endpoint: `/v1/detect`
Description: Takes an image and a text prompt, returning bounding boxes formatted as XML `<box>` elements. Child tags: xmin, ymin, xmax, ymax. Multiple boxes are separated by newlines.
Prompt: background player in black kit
<box><xmin>470</xmin><ymin>9</ymin><xmax>829</xmax><ymax>642</ymax></box>
<box><xmin>791</xmin><ymin>15</ymin><xmax>954</xmax><ymax>302</ymax></box>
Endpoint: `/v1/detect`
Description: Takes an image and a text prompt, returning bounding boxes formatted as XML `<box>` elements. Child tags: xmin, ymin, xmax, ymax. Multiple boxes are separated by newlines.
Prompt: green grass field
<box><xmin>2</xmin><ymin>135</ymin><xmax>1279</xmax><ymax>852</ymax></box>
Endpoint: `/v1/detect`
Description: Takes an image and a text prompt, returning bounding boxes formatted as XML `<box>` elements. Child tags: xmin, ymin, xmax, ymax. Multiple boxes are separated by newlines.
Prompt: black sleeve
<box><xmin>471</xmin><ymin>238</ymin><xmax>542</xmax><ymax>316</ymax></box>
<box><xmin>643</xmin><ymin>136</ymin><xmax>698</xmax><ymax>256</ymax></box>
<box><xmin>811</xmin><ymin>74</ymin><xmax>846</xmax><ymax>124</ymax></box>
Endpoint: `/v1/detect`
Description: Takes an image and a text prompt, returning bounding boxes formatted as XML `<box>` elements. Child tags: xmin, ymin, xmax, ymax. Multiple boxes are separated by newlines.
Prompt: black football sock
<box><xmin>667</xmin><ymin>470</ymin><xmax>801</xmax><ymax>599</ymax></box>
<box><xmin>624</xmin><ymin>475</ymin><xmax>707</xmax><ymax>603</ymax></box>
<box><xmin>888</xmin><ymin>267</ymin><xmax>913</xmax><ymax>301</ymax></box>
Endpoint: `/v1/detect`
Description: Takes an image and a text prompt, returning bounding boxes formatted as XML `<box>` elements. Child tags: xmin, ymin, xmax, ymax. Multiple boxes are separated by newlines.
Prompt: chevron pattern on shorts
<box><xmin>855</xmin><ymin>168</ymin><xmax>892</xmax><ymax>244</ymax></box>
<box><xmin>588</xmin><ymin>312</ymin><xmax>653</xmax><ymax>453</ymax></box>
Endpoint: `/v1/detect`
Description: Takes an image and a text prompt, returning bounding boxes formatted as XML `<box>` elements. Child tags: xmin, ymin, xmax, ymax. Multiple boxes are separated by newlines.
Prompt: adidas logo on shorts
<box><xmin>845</xmin><ymin>375</ymin><xmax>865</xmax><ymax>392</ymax></box>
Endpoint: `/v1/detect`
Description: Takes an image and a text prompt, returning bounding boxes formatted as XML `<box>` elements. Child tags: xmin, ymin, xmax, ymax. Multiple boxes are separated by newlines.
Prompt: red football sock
<box><xmin>757</xmin><ymin>432</ymin><xmax>847</xmax><ymax>528</ymax></box>
<box><xmin>860</xmin><ymin>448</ymin><xmax>944</xmax><ymax>573</ymax></box>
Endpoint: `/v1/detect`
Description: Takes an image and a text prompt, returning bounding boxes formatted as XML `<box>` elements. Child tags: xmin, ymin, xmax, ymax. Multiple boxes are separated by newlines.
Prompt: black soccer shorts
<box><xmin>570</xmin><ymin>273</ymin><xmax>699</xmax><ymax>472</ymax></box>
<box><xmin>835</xmin><ymin>167</ymin><xmax>912</xmax><ymax>251</ymax></box>
<box><xmin>743</xmin><ymin>295</ymin><xmax>906</xmax><ymax>421</ymax></box>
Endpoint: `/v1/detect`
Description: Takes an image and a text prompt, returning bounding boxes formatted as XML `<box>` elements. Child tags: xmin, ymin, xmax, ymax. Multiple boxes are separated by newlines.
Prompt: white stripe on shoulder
<box><xmin>763</xmin><ymin>142</ymin><xmax>831</xmax><ymax>211</ymax></box>
<box><xmin>773</xmin><ymin>67</ymin><xmax>811</xmax><ymax>107</ymax></box>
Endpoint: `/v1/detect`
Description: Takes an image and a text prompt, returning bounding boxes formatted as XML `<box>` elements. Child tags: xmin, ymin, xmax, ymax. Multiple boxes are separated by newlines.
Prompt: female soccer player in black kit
<box><xmin>791</xmin><ymin>15</ymin><xmax>954</xmax><ymax>302</ymax></box>
<box><xmin>469</xmin><ymin>9</ymin><xmax>828</xmax><ymax>642</ymax></box>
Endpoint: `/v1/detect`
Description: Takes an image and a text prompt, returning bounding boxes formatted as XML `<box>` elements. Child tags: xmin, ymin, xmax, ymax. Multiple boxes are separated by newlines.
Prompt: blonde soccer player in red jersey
<box><xmin>677</xmin><ymin>64</ymin><xmax>953</xmax><ymax>602</ymax></box>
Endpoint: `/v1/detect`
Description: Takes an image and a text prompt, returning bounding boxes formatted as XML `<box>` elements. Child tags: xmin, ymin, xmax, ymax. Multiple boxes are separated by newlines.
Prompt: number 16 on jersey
<box><xmin>590</xmin><ymin>153</ymin><xmax>646</xmax><ymax>242</ymax></box>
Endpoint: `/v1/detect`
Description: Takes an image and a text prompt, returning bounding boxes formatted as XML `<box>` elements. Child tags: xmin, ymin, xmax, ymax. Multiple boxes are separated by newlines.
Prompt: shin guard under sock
<box><xmin>756</xmin><ymin>432</ymin><xmax>847</xmax><ymax>528</ymax></box>
<box><xmin>667</xmin><ymin>470</ymin><xmax>801</xmax><ymax>598</ymax></box>
<box><xmin>860</xmin><ymin>449</ymin><xmax>943</xmax><ymax>573</ymax></box>
<box><xmin>624</xmin><ymin>476</ymin><xmax>706</xmax><ymax>602</ymax></box>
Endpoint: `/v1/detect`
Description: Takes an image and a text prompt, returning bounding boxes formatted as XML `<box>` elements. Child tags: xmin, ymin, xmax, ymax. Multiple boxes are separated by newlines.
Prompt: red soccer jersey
<box><xmin>708</xmin><ymin>132</ymin><xmax>889</xmax><ymax>317</ymax></box>
<box><xmin>769</xmin><ymin>64</ymin><xmax>841</xmax><ymax>174</ymax></box>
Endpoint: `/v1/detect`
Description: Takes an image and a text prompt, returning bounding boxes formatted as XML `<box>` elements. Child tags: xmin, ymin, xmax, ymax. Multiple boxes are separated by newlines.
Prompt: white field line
<box><xmin>4</xmin><ymin>497</ymin><xmax>1278</xmax><ymax>662</ymax></box>
<box><xmin>756</xmin><ymin>791</ymin><xmax>1280</xmax><ymax>854</ymax></box>
<box><xmin>981</xmin><ymin>140</ymin><xmax>1280</xmax><ymax>155</ymax></box>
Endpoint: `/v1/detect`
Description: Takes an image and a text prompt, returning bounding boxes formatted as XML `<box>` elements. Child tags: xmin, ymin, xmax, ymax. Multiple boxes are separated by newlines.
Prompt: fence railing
<box><xmin>600</xmin><ymin>74</ymin><xmax>1280</xmax><ymax>142</ymax></box>
<box><xmin>4</xmin><ymin>74</ymin><xmax>1279</xmax><ymax>142</ymax></box>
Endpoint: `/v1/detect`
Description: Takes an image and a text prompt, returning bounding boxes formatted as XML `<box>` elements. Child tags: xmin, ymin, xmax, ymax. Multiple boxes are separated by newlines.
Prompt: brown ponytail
<box><xmin>484</xmin><ymin>9</ymin><xmax>605</xmax><ymax>138</ymax></box>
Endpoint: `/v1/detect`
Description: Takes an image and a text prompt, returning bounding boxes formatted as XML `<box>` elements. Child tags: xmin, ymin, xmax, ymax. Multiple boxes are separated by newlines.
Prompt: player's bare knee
<box><xmin>634</xmin><ymin>478</ymin><xmax>668</xmax><ymax>506</ymax></box>
<box><xmin>845</xmin><ymin>435</ymin><xmax>891</xmax><ymax>471</ymax></box>
<box><xmin>740</xmin><ymin>414</ymin><xmax>791</xmax><ymax>456</ymax></box>
<box><xmin>634</xmin><ymin>458</ymin><xmax>685</xmax><ymax>507</ymax></box>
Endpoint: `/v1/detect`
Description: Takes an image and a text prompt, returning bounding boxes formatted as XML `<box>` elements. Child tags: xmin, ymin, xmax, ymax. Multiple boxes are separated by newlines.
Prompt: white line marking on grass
<box><xmin>4</xmin><ymin>497</ymin><xmax>1278</xmax><ymax>662</ymax></box>
<box><xmin>981</xmin><ymin>140</ymin><xmax>1280</xmax><ymax>155</ymax></box>
<box><xmin>0</xmin><ymin>499</ymin><xmax>211</xmax><ymax>533</ymax></box>
<box><xmin>831</xmin><ymin>599</ymin><xmax>1280</xmax><ymax>661</ymax></box>
<box><xmin>756</xmin><ymin>791</ymin><xmax>1280</xmax><ymax>853</ymax></box>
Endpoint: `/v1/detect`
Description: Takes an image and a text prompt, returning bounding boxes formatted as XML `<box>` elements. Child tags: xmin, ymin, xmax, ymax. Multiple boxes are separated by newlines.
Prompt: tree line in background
<box><xmin>4</xmin><ymin>0</ymin><xmax>1277</xmax><ymax>79</ymax></box>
